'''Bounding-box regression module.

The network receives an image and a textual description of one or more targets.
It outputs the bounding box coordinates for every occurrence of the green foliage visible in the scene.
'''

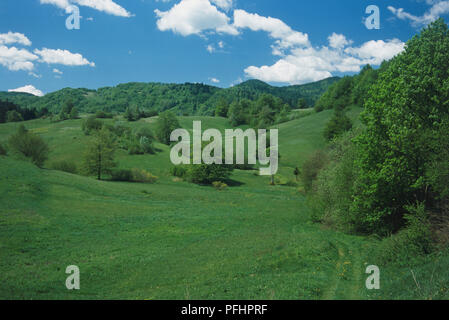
[95,110,113,119]
[297,98,308,109]
[83,127,117,180]
[111,169,133,182]
[170,165,187,178]
[0,78,338,117]
[7,125,49,167]
[50,160,78,174]
[70,107,79,119]
[186,164,233,185]
[0,99,39,123]
[214,98,229,117]
[156,111,180,145]
[130,168,158,183]
[82,116,103,135]
[212,181,228,191]
[375,203,433,266]
[6,110,24,122]
[314,76,354,112]
[0,143,6,156]
[301,149,328,193]
[323,110,353,141]
[351,19,449,234]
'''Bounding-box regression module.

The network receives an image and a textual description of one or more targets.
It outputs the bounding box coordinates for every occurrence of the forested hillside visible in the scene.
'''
[0,77,339,116]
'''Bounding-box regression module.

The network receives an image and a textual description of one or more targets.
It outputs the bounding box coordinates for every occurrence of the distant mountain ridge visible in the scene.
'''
[0,77,339,116]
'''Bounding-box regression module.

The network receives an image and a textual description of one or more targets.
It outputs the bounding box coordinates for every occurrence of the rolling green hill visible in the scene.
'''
[1,109,448,299]
[0,77,339,116]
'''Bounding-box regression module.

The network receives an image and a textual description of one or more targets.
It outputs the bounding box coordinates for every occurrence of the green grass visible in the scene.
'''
[1,111,448,300]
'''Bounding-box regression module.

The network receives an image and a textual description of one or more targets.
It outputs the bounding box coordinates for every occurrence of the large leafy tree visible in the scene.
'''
[351,19,449,234]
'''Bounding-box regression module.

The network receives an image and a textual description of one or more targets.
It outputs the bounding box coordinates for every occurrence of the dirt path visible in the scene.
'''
[322,236,365,300]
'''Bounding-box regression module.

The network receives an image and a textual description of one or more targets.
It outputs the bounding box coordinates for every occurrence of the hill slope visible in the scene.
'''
[0,78,339,116]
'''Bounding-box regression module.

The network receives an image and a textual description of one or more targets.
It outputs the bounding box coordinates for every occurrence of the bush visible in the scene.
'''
[323,111,352,141]
[50,160,78,174]
[375,203,434,266]
[95,110,113,119]
[171,166,187,178]
[82,116,103,135]
[301,149,329,193]
[156,111,180,145]
[212,181,228,191]
[131,169,158,183]
[111,169,133,182]
[0,143,6,156]
[8,125,49,167]
[186,164,233,185]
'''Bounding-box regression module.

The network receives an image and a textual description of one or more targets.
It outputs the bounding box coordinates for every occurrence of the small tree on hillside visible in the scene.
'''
[155,111,180,145]
[83,127,117,180]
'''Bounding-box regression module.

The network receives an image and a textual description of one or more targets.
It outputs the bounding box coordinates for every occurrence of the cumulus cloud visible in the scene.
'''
[40,0,132,17]
[388,0,449,26]
[8,85,44,97]
[0,46,38,71]
[344,39,406,65]
[209,77,220,83]
[328,33,352,49]
[34,48,95,67]
[210,0,233,11]
[155,0,238,36]
[245,38,405,85]
[0,32,32,46]
[233,9,310,54]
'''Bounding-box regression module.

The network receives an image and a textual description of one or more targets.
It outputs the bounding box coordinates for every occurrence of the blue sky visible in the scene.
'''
[0,0,448,96]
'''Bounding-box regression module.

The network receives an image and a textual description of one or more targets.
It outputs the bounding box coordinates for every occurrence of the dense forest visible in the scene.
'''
[0,77,338,117]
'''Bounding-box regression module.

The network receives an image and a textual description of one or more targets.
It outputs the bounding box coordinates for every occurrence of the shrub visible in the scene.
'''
[375,203,434,266]
[82,116,103,135]
[301,149,329,193]
[323,111,352,141]
[131,169,158,183]
[111,169,133,182]
[186,164,233,185]
[156,111,180,145]
[8,125,49,167]
[95,110,113,119]
[171,166,187,178]
[50,160,78,174]
[0,143,6,156]
[212,181,228,191]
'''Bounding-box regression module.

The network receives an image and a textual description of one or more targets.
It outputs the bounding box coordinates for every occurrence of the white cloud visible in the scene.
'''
[0,45,38,71]
[40,0,132,17]
[53,68,63,74]
[154,0,239,36]
[210,0,233,11]
[233,9,310,54]
[328,33,352,49]
[8,85,44,97]
[209,77,220,83]
[206,44,215,53]
[388,0,449,26]
[245,38,405,85]
[0,32,32,46]
[34,48,95,67]
[344,39,405,65]
[218,41,225,48]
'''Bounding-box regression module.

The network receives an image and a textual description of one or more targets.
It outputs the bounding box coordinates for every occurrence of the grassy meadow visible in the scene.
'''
[1,108,448,300]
